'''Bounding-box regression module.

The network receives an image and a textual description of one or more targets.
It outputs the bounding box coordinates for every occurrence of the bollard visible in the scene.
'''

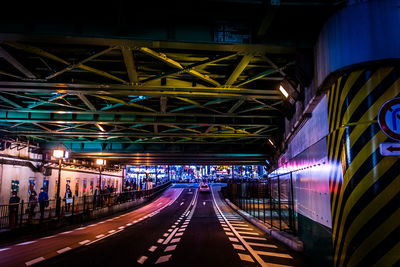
[48,207,52,219]
[61,206,65,218]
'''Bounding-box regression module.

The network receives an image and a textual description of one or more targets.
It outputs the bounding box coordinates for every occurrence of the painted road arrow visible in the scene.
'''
[380,143,400,156]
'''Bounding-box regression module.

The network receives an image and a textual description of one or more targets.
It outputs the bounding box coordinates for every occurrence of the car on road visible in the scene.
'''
[199,183,210,193]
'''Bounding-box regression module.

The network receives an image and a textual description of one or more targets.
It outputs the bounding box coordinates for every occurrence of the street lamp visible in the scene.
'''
[53,149,68,217]
[96,159,106,190]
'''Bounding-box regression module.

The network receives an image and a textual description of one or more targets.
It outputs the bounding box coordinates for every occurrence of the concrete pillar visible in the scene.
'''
[316,1,400,266]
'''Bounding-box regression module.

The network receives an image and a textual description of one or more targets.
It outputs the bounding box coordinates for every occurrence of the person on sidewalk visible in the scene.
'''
[28,190,38,223]
[38,188,49,222]
[8,191,20,229]
[64,187,72,212]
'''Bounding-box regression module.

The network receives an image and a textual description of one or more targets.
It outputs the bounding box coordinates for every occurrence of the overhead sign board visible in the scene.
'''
[379,143,400,156]
[378,97,400,141]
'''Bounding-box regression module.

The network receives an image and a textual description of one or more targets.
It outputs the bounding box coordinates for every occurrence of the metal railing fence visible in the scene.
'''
[0,181,171,230]
[225,173,296,234]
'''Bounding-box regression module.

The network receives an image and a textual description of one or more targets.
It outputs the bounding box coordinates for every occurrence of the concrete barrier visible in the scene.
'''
[224,198,304,252]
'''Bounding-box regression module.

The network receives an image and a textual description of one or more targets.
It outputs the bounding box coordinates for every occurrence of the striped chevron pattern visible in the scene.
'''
[326,66,400,267]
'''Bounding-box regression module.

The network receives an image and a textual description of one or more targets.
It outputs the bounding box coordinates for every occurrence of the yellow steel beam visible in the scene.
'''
[139,47,221,87]
[5,41,126,84]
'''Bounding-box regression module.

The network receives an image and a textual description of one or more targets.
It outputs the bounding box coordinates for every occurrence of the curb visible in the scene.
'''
[224,198,304,252]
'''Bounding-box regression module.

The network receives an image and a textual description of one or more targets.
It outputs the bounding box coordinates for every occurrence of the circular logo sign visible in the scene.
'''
[378,97,400,141]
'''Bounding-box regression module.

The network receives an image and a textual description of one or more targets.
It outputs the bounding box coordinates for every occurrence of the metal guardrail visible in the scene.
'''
[0,181,171,230]
[224,174,296,234]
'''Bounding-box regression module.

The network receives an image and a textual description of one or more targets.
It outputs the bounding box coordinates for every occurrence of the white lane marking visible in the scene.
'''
[137,256,148,264]
[148,245,157,252]
[41,235,56,239]
[223,227,231,231]
[119,226,125,230]
[157,238,164,243]
[57,247,71,254]
[96,234,105,238]
[178,228,185,232]
[79,240,90,245]
[226,232,234,236]
[0,248,10,252]
[77,227,87,230]
[126,223,132,226]
[237,231,259,236]
[98,221,105,224]
[255,250,293,259]
[108,230,116,234]
[211,186,266,267]
[156,254,172,264]
[174,222,178,225]
[163,228,179,244]
[163,233,169,237]
[238,253,255,262]
[233,244,245,250]
[172,225,176,228]
[247,242,277,248]
[175,232,183,237]
[61,231,72,234]
[241,236,268,241]
[86,230,122,246]
[87,224,96,227]
[168,229,173,232]
[25,257,45,266]
[229,237,239,242]
[203,201,206,206]
[16,241,37,246]
[171,238,181,243]
[234,227,253,231]
[106,219,113,221]
[164,245,177,252]
[157,202,163,206]
[180,202,184,206]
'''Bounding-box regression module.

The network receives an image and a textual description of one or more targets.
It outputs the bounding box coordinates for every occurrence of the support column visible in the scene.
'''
[326,66,400,267]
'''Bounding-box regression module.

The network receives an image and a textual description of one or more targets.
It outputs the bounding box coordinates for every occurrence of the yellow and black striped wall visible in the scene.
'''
[326,65,400,267]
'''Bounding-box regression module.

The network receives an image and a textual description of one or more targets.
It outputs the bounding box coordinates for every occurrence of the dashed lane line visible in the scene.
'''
[164,245,177,252]
[96,234,105,239]
[25,257,45,266]
[155,254,172,264]
[211,187,266,267]
[0,248,10,252]
[241,236,268,241]
[238,253,255,263]
[237,231,260,236]
[255,251,293,259]
[233,244,246,251]
[149,246,158,252]
[137,256,148,264]
[247,242,277,248]
[163,228,179,244]
[79,240,90,245]
[16,241,37,246]
[57,247,71,254]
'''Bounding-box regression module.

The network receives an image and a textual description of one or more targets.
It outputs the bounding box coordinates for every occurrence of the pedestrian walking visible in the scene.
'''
[38,188,49,222]
[8,191,20,228]
[28,190,37,222]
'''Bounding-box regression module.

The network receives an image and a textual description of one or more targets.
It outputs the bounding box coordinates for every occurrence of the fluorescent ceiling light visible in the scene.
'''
[279,85,289,98]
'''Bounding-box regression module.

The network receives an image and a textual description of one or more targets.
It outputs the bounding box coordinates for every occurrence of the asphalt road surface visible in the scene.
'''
[0,184,308,266]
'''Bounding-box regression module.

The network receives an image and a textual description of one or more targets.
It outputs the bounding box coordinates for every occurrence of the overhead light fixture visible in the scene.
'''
[268,138,276,148]
[96,123,105,132]
[279,85,289,98]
